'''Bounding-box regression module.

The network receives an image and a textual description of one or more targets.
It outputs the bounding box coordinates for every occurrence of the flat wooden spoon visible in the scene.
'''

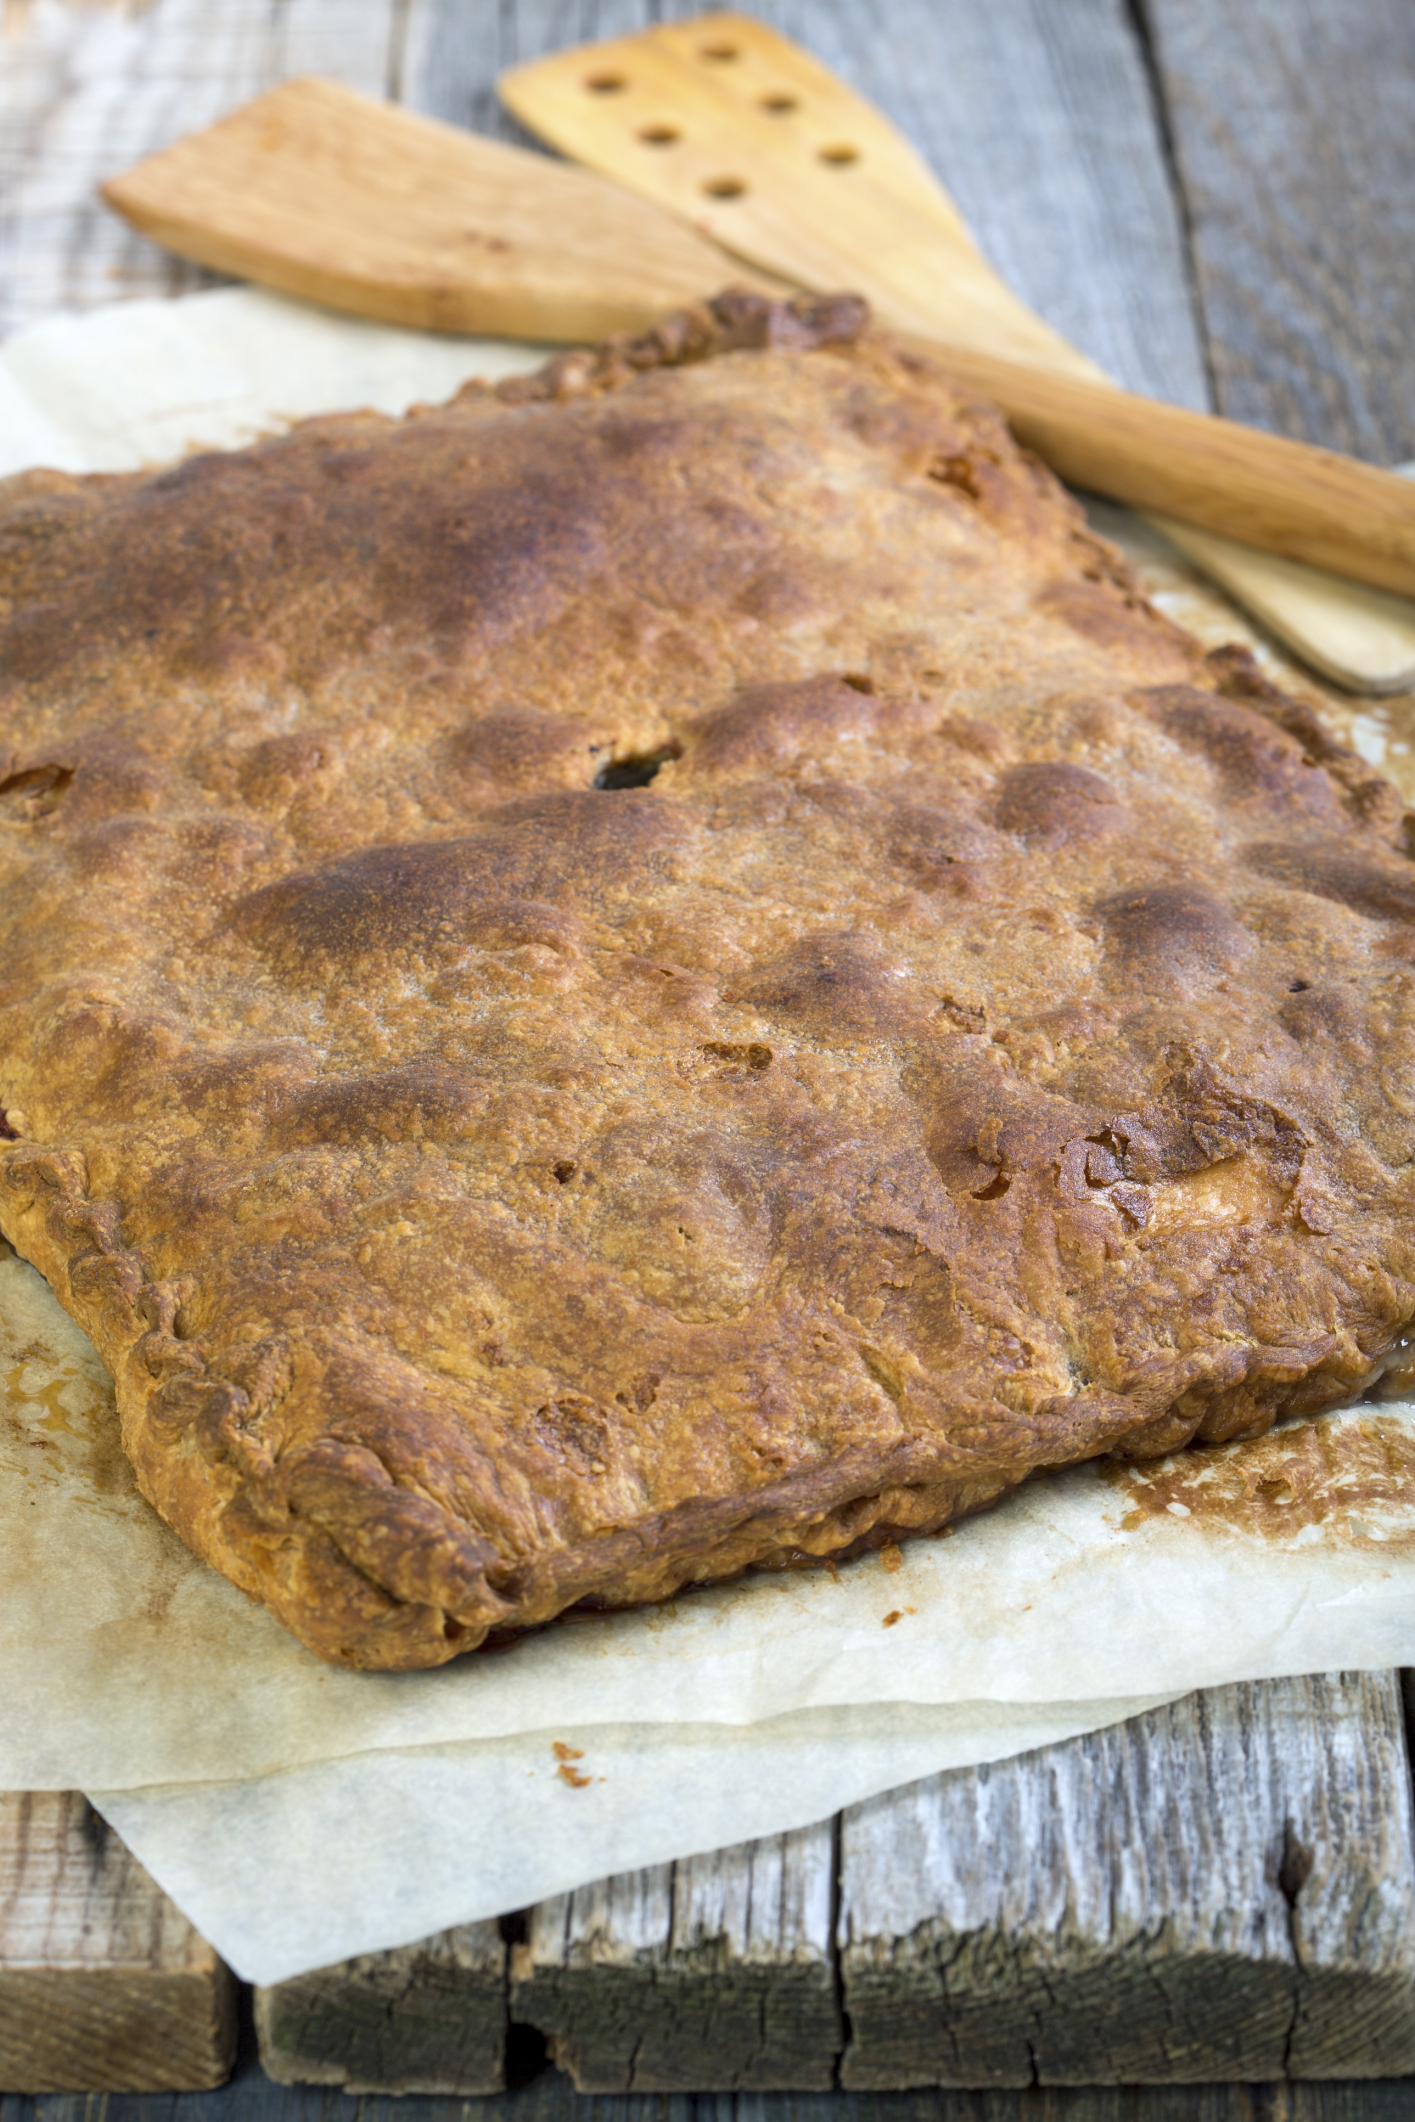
[500,10,1415,694]
[101,75,784,343]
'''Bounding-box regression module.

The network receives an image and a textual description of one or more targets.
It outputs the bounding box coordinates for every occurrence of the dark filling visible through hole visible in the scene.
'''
[0,1112,17,1142]
[553,1160,577,1184]
[0,763,74,812]
[1288,979,1311,992]
[842,671,875,694]
[702,1041,773,1071]
[594,744,680,790]
[973,1171,1011,1201]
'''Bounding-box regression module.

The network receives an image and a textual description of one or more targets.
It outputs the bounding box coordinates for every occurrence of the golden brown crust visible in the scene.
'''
[3,290,1415,1668]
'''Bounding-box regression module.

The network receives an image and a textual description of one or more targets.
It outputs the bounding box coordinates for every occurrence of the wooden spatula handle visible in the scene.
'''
[902,336,1415,602]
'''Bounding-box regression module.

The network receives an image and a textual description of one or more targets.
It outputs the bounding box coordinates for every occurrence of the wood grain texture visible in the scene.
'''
[8,2053,1415,2119]
[499,13,1104,367]
[406,0,1209,408]
[0,0,404,339]
[253,1921,506,2093]
[773,0,1208,410]
[839,1674,1415,2089]
[510,1824,840,2091]
[103,74,776,337]
[1139,0,1415,463]
[0,1791,235,2094]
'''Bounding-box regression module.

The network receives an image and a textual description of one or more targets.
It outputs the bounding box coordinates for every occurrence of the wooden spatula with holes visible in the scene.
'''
[101,60,1415,689]
[499,11,1415,695]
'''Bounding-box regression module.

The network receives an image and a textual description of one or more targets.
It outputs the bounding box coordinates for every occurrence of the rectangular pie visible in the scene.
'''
[2,290,1413,1668]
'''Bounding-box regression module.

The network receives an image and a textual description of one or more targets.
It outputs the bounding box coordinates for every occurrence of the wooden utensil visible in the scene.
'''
[500,10,1415,693]
[101,75,783,343]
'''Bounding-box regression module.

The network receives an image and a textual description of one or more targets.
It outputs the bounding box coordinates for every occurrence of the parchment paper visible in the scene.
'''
[4,287,1415,1984]
[94,1697,1182,1985]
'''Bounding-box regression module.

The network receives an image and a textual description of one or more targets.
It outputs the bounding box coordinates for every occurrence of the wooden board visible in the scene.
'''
[838,1673,1415,2089]
[0,1792,235,2094]
[30,1673,1403,2098]
[498,1673,1415,2094]
[254,1922,506,2094]
[204,2075,1415,2119]
[1140,0,1415,466]
[509,1823,839,2091]
[0,0,405,339]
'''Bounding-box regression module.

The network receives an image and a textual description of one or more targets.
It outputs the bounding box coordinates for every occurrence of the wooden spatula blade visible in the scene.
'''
[499,12,1096,376]
[103,76,780,342]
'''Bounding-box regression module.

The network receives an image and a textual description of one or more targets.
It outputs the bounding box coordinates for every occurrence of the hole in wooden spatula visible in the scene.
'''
[760,93,798,112]
[819,143,860,165]
[700,41,740,60]
[703,176,747,198]
[586,71,627,92]
[639,123,681,145]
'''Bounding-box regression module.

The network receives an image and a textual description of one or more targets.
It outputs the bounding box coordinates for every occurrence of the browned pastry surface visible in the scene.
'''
[3,291,1414,1669]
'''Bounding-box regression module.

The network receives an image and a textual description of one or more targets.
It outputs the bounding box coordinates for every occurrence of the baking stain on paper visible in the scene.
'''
[0,1260,138,1509]
[1105,1408,1415,1543]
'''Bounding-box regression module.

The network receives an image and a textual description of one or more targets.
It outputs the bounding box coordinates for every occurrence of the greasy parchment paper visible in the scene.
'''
[4,288,1415,1983]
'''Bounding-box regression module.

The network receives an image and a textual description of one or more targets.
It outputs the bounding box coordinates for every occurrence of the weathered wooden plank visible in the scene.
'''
[10,2059,1415,2121]
[0,0,257,336]
[506,1676,1415,2099]
[838,1673,1415,2089]
[510,1822,840,2092]
[0,1791,235,2094]
[253,1920,506,2094]
[0,0,403,341]
[8,2059,1415,2120]
[1139,0,1415,463]
[776,0,1209,408]
[275,0,402,96]
[401,0,1208,408]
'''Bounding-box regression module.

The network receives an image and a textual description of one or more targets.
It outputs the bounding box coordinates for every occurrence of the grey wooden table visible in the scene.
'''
[3,0,1415,2115]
